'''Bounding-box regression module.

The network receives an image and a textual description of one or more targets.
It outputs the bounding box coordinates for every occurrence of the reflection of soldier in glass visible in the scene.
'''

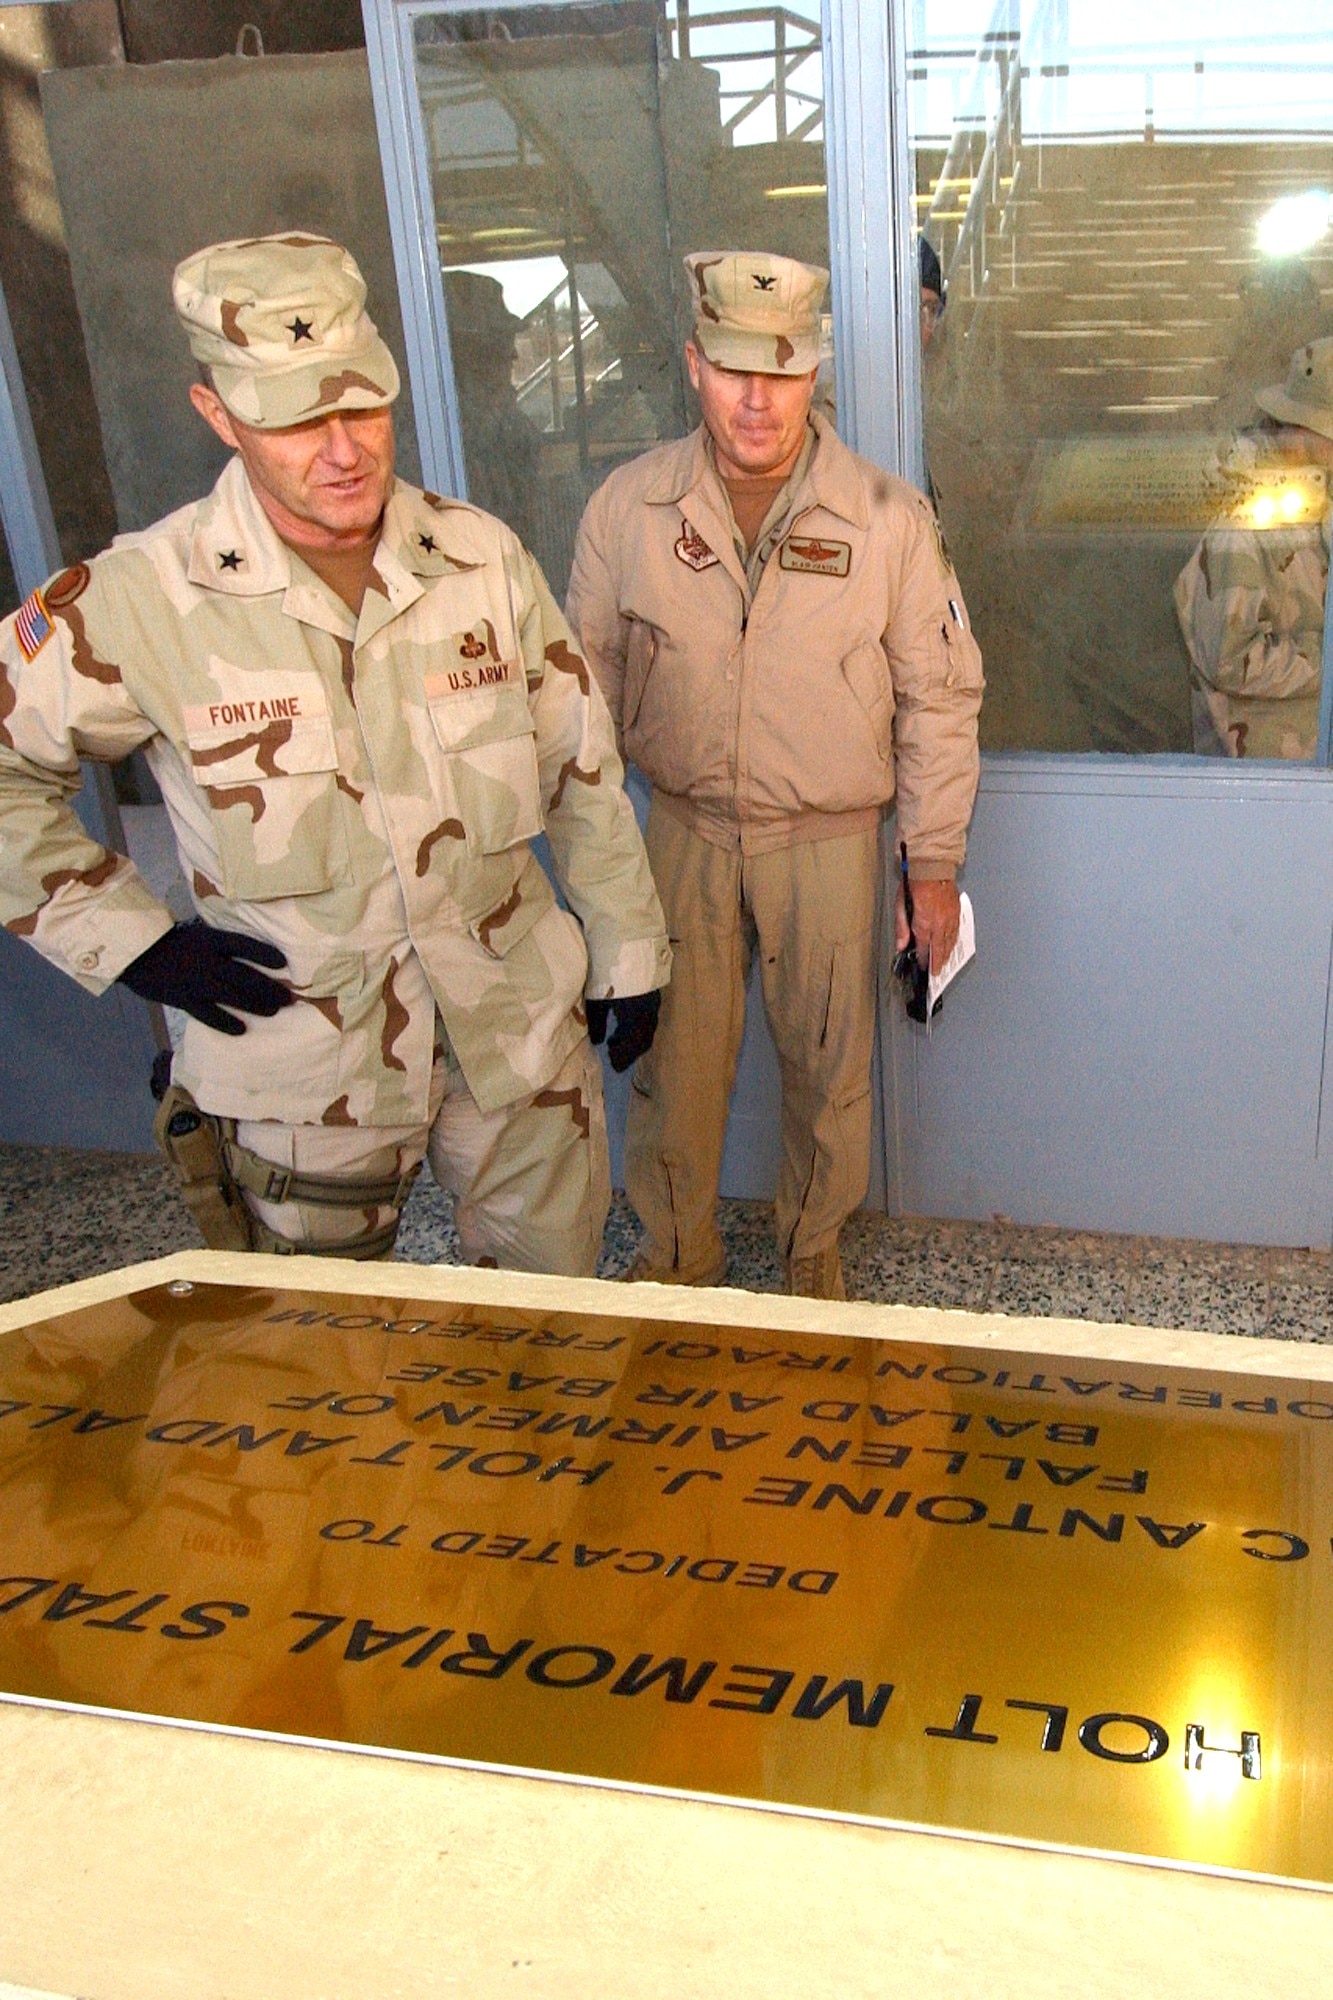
[445,269,542,550]
[1175,338,1333,760]
[1212,262,1325,438]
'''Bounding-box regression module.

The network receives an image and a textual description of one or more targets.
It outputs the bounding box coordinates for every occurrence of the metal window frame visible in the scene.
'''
[1321,564,1333,765]
[821,0,922,486]
[362,0,476,497]
[0,259,127,854]
[0,278,61,598]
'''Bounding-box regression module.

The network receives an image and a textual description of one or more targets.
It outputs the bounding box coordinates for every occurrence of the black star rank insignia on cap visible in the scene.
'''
[218,549,244,571]
[286,316,315,343]
[417,533,439,555]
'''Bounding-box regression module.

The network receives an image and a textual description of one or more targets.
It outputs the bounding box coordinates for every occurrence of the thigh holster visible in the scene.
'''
[152,1082,254,1251]
[152,1066,420,1259]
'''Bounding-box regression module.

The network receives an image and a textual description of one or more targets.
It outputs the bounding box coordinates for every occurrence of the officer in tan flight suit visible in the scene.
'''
[0,233,669,1273]
[567,251,982,1299]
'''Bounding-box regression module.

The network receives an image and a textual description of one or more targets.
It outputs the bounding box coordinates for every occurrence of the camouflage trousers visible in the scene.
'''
[626,800,880,1280]
[236,1028,609,1276]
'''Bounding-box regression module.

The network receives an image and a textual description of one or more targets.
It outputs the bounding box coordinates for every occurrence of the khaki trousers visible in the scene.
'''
[236,1033,609,1277]
[626,802,880,1278]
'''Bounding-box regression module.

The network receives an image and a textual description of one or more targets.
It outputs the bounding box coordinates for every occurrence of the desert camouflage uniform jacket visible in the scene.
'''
[1174,468,1330,760]
[0,457,670,1125]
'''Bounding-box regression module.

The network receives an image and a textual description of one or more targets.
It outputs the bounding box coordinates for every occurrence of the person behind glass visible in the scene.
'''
[0,231,669,1271]
[917,233,951,523]
[1175,336,1333,761]
[919,234,946,352]
[811,234,945,432]
[567,250,983,1299]
[443,269,542,554]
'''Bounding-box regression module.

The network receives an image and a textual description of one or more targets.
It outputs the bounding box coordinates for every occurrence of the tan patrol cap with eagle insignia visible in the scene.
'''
[684,249,828,375]
[172,231,400,431]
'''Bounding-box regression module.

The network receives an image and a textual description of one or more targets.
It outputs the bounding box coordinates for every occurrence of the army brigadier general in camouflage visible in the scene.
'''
[0,233,669,1271]
[1176,336,1333,760]
[568,251,982,1299]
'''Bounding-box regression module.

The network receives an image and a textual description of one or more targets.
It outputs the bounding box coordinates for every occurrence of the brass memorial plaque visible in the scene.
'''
[1,1280,1331,1886]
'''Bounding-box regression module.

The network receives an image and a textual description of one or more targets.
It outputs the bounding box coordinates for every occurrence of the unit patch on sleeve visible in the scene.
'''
[43,563,91,611]
[14,588,52,662]
[674,519,720,572]
[779,535,852,577]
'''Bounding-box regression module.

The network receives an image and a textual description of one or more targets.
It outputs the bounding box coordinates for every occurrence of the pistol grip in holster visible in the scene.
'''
[152,1080,255,1251]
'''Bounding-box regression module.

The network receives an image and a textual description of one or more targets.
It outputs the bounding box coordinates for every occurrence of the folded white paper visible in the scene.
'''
[926,891,976,1030]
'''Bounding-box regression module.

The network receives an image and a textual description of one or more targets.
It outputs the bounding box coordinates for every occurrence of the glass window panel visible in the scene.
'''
[909,1,1333,759]
[0,2,124,569]
[412,0,830,595]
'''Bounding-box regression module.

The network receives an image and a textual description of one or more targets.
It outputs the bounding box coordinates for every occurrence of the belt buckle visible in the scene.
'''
[261,1163,295,1204]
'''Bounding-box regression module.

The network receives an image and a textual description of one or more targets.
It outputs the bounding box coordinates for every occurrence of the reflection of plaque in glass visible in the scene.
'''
[2,1276,1331,1889]
[1017,436,1329,537]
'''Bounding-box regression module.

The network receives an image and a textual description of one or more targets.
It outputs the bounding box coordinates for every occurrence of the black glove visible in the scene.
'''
[585,989,662,1073]
[118,920,292,1037]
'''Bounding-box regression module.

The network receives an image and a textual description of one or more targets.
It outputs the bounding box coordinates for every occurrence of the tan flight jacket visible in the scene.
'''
[567,413,983,878]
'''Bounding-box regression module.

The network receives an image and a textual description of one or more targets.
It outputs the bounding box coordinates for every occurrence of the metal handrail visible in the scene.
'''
[942,13,1028,302]
[913,23,1333,149]
[515,304,600,410]
[916,0,1020,230]
[670,2,822,139]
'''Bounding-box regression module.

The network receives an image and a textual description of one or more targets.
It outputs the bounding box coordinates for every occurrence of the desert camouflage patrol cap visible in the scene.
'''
[1255,335,1333,443]
[684,249,828,375]
[173,231,400,431]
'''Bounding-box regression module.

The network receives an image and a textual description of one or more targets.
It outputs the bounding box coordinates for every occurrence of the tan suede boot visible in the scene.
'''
[785,1245,847,1300]
[622,1249,728,1287]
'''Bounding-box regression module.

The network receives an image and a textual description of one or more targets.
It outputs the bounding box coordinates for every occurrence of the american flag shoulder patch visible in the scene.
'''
[15,587,53,662]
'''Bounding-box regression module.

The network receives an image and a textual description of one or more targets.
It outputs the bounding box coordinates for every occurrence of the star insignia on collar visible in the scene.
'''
[218,549,244,571]
[417,532,439,556]
[286,316,315,344]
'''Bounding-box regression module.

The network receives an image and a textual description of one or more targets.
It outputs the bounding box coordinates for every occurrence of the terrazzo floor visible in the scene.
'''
[2,1139,1330,1341]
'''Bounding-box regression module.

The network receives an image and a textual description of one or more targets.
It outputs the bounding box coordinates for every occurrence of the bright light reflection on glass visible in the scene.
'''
[1257,190,1333,257]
